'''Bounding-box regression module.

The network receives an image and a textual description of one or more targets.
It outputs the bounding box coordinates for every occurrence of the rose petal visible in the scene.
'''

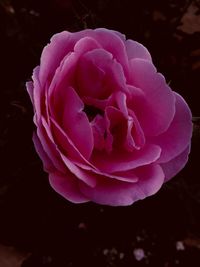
[150,93,193,163]
[61,87,94,159]
[50,116,97,169]
[77,48,128,99]
[114,92,145,150]
[50,78,94,160]
[129,59,176,136]
[161,145,190,182]
[83,96,109,111]
[39,30,93,87]
[110,30,126,41]
[48,52,78,103]
[59,153,96,187]
[74,36,101,54]
[125,39,152,61]
[108,169,139,183]
[93,28,129,76]
[105,106,125,150]
[111,30,152,62]
[79,164,164,206]
[49,172,89,203]
[114,91,129,117]
[91,144,161,173]
[127,110,146,150]
[73,160,139,183]
[32,132,55,172]
[32,66,43,123]
[40,116,96,187]
[49,37,101,102]
[77,51,106,98]
[36,119,66,173]
[91,115,106,151]
[26,81,34,104]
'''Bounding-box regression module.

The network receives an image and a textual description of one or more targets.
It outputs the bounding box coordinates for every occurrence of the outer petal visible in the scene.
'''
[79,164,164,206]
[111,30,152,62]
[49,172,89,203]
[32,66,43,122]
[32,132,55,172]
[126,39,152,61]
[129,59,175,136]
[150,93,193,163]
[26,81,34,104]
[37,118,66,173]
[161,145,191,182]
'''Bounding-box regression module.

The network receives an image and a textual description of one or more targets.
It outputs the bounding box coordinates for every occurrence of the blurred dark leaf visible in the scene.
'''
[178,2,200,34]
[0,244,30,267]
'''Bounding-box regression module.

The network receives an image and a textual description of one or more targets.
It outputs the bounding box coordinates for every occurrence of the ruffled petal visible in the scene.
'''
[79,164,164,206]
[129,59,175,136]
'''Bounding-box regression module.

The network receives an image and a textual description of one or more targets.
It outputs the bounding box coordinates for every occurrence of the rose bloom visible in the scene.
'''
[27,28,192,206]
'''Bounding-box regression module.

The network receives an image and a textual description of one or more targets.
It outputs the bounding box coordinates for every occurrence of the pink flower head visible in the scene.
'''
[27,28,192,206]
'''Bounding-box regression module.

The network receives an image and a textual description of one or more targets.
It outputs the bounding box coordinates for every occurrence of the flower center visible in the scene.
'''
[83,104,104,121]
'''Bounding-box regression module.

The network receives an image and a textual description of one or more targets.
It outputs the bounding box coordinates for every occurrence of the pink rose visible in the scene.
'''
[27,28,192,206]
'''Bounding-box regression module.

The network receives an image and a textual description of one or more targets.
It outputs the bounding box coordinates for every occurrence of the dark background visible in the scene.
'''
[0,0,200,266]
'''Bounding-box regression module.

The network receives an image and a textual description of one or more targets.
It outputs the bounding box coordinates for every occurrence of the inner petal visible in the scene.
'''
[90,144,161,173]
[90,115,107,151]
[76,48,128,99]
[83,104,104,122]
[114,91,146,150]
[51,86,94,160]
[105,106,145,152]
[105,106,126,150]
